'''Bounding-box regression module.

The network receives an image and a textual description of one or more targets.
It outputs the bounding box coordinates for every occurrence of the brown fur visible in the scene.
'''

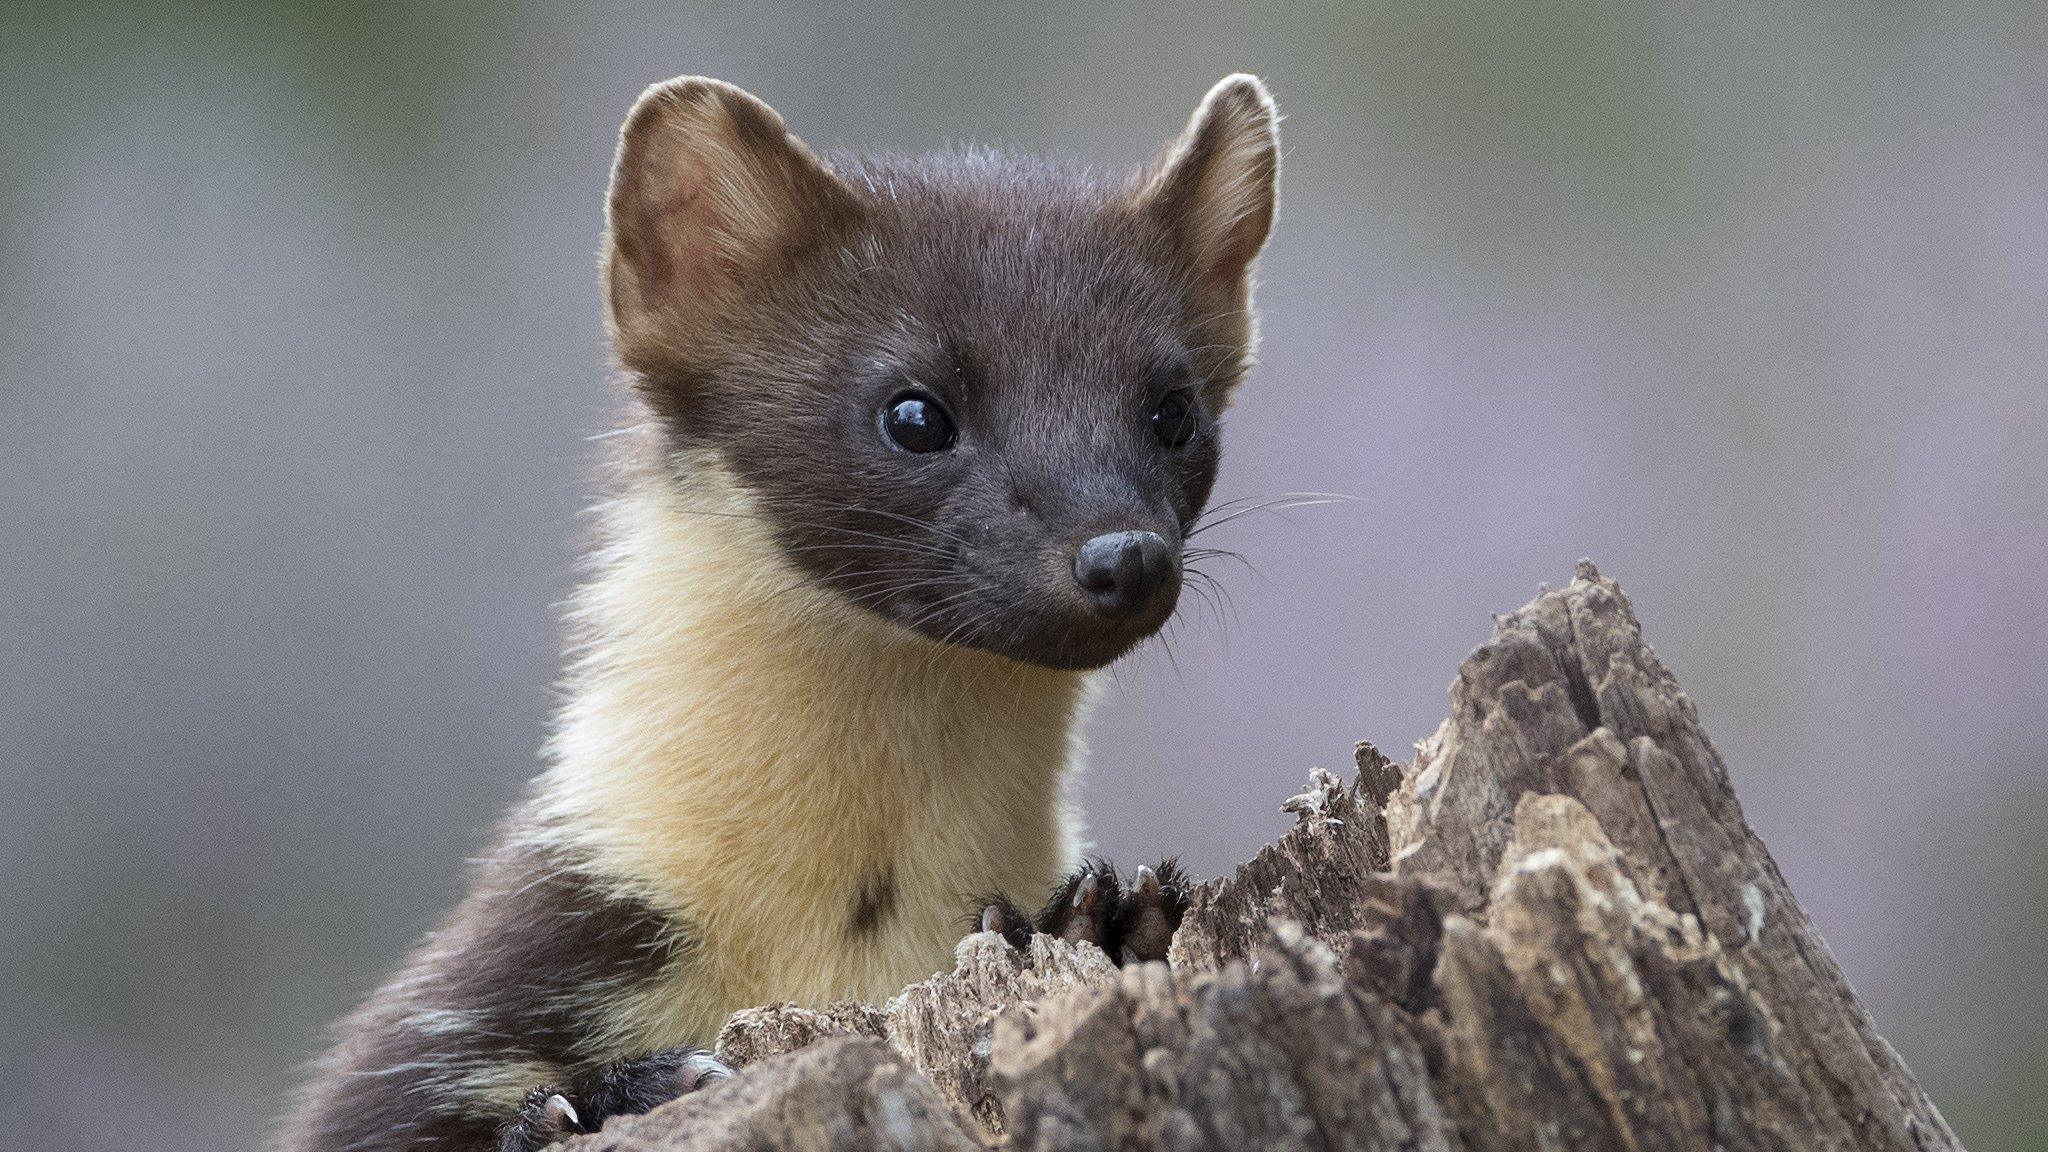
[283,836,688,1149]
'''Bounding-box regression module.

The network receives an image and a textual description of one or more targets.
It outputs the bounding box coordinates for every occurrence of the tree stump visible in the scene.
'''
[566,562,1962,1151]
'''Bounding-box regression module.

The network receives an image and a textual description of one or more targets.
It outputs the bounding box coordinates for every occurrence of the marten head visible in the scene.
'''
[602,75,1279,671]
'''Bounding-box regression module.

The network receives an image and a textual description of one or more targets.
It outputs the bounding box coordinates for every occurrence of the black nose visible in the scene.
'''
[1072,531,1174,618]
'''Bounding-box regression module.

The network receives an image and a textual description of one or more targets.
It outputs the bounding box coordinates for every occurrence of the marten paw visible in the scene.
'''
[500,1088,584,1151]
[498,1049,730,1150]
[1114,859,1192,963]
[978,858,1191,965]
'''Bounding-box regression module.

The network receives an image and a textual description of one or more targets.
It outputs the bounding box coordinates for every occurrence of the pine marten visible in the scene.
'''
[280,71,1280,1151]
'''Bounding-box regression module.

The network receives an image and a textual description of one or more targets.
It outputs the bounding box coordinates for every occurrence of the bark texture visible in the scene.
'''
[566,563,1962,1152]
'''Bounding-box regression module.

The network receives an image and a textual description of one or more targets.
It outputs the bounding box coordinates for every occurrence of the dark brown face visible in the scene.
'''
[603,75,1279,670]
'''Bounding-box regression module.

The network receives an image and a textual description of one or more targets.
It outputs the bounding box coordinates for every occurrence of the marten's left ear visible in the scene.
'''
[1139,74,1280,296]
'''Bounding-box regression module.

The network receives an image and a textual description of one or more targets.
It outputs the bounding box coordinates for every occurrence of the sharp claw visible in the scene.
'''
[1073,871,1100,910]
[1134,864,1160,898]
[544,1094,581,1130]
[682,1051,734,1085]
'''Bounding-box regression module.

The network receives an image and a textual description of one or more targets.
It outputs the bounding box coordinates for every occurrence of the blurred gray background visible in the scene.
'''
[3,1,2044,1148]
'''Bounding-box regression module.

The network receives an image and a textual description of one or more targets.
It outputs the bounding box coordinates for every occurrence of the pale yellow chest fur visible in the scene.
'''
[532,454,1091,1054]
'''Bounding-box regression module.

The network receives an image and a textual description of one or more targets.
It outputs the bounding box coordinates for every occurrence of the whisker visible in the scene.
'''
[665,505,961,561]
[1179,570,1225,626]
[1182,567,1241,636]
[780,540,956,562]
[767,567,954,602]
[585,422,656,442]
[827,504,977,550]
[913,586,984,622]
[1182,546,1258,578]
[828,576,959,604]
[1188,494,1359,538]
[1194,490,1365,519]
[786,525,956,560]
[665,505,776,524]
[1152,619,1192,701]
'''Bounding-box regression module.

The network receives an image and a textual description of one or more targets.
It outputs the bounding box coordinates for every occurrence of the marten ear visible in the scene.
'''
[604,77,859,361]
[1138,74,1280,297]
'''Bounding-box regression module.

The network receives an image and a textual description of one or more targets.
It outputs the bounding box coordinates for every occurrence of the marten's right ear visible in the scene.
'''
[604,77,859,362]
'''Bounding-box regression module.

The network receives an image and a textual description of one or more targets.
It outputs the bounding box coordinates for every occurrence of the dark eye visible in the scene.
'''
[1150,389,1200,448]
[881,391,957,453]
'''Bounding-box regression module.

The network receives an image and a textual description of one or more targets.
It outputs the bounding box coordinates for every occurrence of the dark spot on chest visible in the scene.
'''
[848,865,898,938]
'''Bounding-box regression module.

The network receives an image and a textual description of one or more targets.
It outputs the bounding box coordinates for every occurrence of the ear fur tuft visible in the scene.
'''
[603,76,857,361]
[1140,73,1281,290]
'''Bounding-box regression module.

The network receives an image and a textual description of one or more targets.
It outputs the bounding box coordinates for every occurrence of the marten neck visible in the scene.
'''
[531,445,1090,995]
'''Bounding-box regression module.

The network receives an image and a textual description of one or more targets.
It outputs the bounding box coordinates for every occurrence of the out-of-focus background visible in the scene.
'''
[4,0,2043,1148]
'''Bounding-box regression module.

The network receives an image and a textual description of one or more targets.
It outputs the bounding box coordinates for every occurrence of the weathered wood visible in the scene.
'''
[994,921,1455,1151]
[564,1036,985,1151]
[714,931,1116,1133]
[565,563,1962,1152]
[1386,561,1958,1151]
